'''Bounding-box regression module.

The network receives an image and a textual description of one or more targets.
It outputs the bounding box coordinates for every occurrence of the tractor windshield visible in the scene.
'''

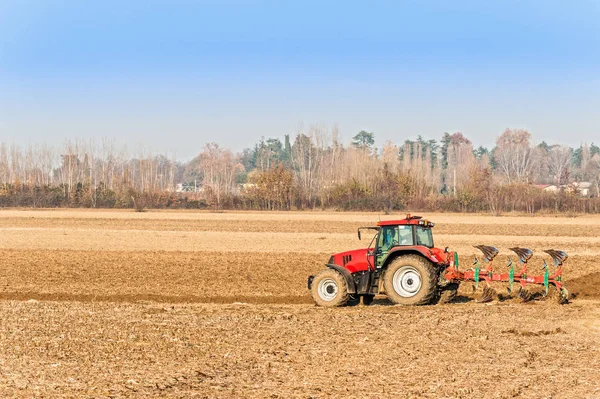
[377,225,414,250]
[416,226,434,248]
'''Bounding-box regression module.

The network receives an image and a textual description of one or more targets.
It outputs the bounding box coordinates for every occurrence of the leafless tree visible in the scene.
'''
[198,142,244,209]
[493,128,537,183]
[291,129,318,207]
[547,145,572,185]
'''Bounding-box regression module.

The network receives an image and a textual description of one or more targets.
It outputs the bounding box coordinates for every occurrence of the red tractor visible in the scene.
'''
[308,215,569,306]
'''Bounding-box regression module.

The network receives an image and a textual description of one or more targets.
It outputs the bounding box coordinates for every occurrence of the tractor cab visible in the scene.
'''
[374,216,438,267]
[357,215,444,270]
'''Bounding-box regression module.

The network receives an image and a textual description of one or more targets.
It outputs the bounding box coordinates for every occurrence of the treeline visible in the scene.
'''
[1,128,600,214]
[0,139,183,209]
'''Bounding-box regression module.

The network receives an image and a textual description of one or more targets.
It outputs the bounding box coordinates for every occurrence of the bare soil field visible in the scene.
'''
[0,209,599,398]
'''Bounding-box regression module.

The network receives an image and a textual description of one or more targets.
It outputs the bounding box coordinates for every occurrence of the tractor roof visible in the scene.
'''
[377,215,435,227]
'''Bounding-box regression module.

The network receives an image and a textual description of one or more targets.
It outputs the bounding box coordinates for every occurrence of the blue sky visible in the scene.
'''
[0,0,598,160]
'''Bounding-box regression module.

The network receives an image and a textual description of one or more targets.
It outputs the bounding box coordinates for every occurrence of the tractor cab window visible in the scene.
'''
[416,226,434,248]
[377,226,394,250]
[397,225,413,245]
[378,225,414,250]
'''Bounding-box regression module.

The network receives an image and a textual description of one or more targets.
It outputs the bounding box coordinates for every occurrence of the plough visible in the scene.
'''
[444,245,569,304]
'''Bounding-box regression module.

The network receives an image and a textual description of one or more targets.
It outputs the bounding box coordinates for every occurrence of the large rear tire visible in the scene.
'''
[310,269,350,307]
[383,255,438,306]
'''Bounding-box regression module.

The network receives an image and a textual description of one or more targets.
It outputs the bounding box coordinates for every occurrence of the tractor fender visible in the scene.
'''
[382,247,441,269]
[326,263,357,294]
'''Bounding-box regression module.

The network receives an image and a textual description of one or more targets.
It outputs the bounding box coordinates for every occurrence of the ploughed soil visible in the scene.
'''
[0,209,599,398]
[568,272,600,299]
[1,300,599,399]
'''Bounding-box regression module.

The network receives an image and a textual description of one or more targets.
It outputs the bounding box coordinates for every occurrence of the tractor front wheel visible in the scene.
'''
[383,255,438,306]
[310,269,350,307]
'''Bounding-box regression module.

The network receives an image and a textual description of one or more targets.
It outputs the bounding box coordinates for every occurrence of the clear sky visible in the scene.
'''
[0,0,598,160]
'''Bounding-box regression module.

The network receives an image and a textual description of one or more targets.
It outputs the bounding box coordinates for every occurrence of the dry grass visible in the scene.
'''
[1,209,599,398]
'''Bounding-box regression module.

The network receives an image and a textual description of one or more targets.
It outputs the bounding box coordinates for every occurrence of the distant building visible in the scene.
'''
[176,183,201,193]
[573,182,592,197]
[534,182,594,197]
[535,184,558,192]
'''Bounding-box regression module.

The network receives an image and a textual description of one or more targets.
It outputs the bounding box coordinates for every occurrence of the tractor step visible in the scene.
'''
[370,273,381,295]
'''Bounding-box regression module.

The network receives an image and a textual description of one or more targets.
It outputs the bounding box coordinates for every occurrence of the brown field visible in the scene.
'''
[0,209,599,398]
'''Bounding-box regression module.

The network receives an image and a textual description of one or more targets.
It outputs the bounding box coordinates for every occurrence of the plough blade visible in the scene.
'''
[477,286,497,303]
[509,247,533,264]
[544,249,568,266]
[472,245,499,302]
[518,287,532,302]
[557,287,569,304]
[473,245,499,262]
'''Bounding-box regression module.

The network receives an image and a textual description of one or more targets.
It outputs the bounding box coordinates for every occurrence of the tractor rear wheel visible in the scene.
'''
[383,255,438,306]
[310,269,350,307]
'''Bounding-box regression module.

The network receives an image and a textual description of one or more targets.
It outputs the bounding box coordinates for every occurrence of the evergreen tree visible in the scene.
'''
[352,131,375,151]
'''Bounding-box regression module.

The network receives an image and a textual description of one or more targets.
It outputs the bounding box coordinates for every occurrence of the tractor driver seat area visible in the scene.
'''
[380,227,397,250]
[379,225,414,251]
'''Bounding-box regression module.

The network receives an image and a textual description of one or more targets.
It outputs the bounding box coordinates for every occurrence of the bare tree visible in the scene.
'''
[291,130,318,207]
[445,133,475,194]
[547,145,572,185]
[381,141,400,172]
[0,143,9,185]
[493,128,537,183]
[198,143,244,209]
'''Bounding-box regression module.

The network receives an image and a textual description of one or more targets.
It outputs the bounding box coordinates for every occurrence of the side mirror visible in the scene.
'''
[444,247,449,253]
[357,230,361,240]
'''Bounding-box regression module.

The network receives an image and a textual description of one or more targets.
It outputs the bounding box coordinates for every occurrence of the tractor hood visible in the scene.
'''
[329,248,372,273]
